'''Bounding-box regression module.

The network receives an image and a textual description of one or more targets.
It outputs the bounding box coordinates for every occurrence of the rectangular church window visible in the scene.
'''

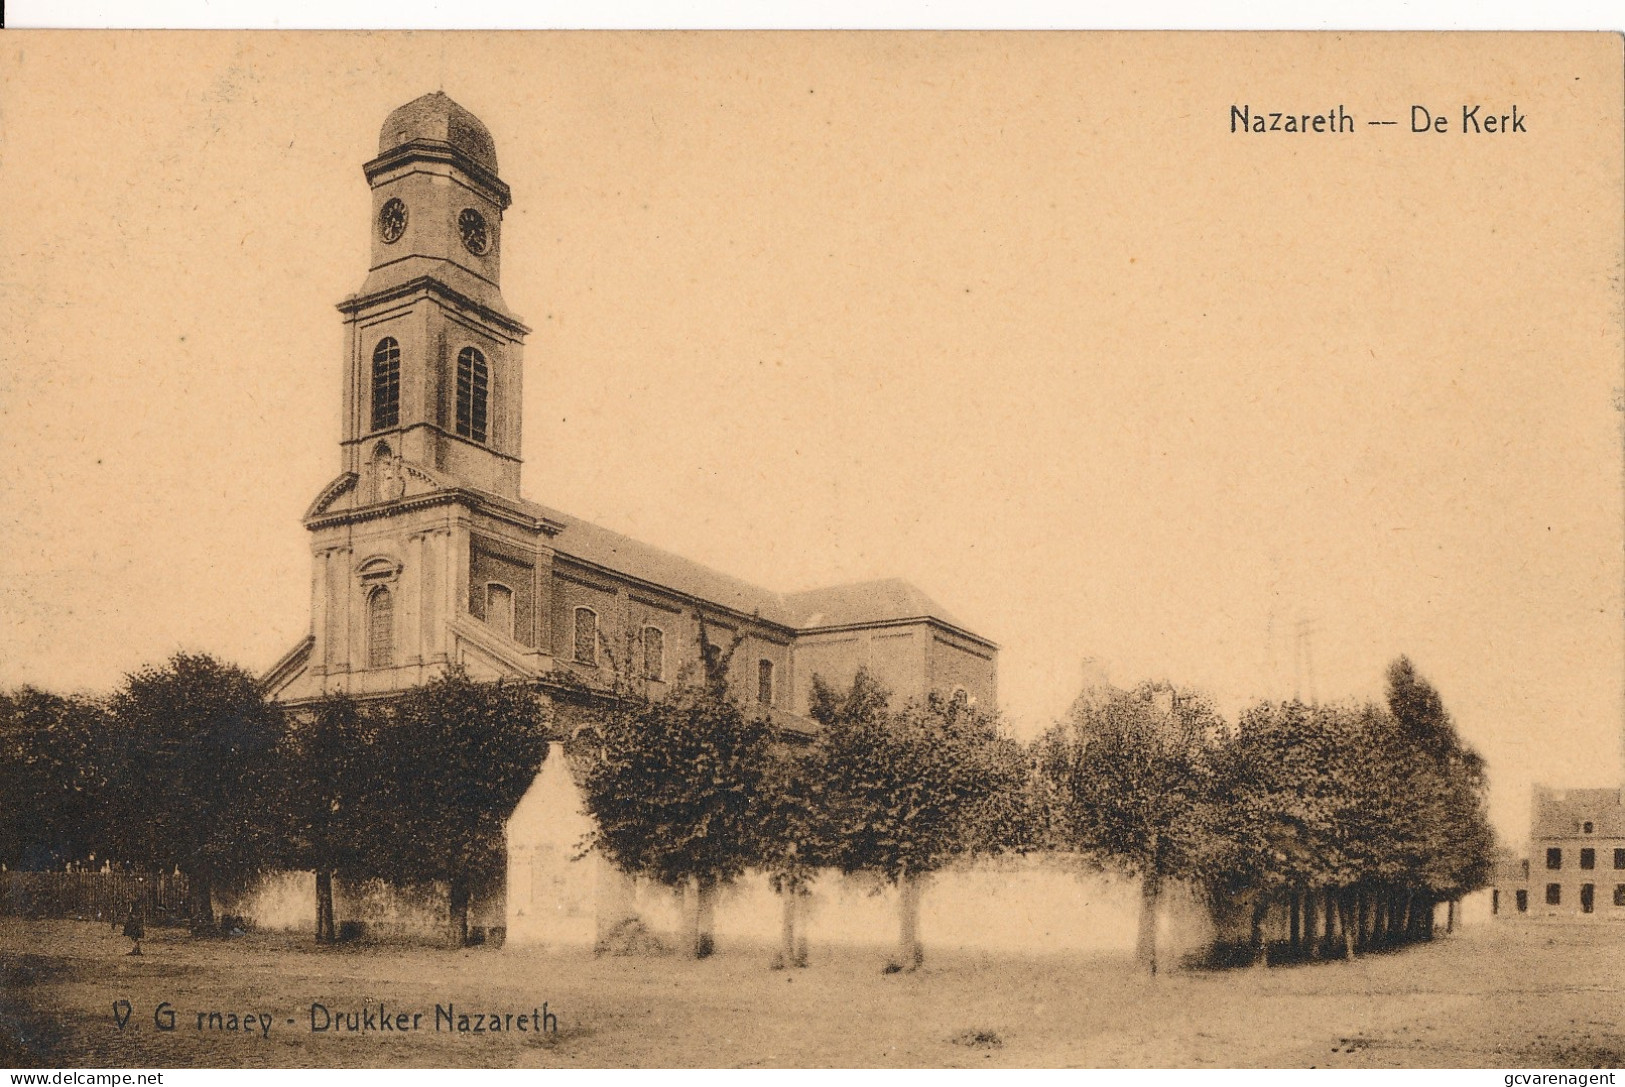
[486,583,514,638]
[573,607,597,666]
[757,658,774,706]
[643,626,664,681]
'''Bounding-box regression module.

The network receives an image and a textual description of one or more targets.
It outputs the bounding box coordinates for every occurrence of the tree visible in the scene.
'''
[1384,657,1494,924]
[813,670,1026,971]
[0,687,106,870]
[1208,699,1383,962]
[102,653,286,930]
[1207,660,1495,965]
[1035,681,1226,975]
[579,681,774,957]
[368,669,551,946]
[749,735,826,968]
[268,694,384,943]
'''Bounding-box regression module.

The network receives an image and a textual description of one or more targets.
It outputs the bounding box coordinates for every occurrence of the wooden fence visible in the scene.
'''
[1,870,190,926]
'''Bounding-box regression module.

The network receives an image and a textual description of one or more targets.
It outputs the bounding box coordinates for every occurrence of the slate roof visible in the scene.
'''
[1531,787,1625,839]
[507,494,980,640]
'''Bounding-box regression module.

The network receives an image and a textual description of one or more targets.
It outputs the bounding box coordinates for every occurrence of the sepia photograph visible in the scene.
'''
[0,29,1622,1070]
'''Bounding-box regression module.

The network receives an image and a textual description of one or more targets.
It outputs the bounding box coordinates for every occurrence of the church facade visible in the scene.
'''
[260,93,998,943]
[264,90,997,727]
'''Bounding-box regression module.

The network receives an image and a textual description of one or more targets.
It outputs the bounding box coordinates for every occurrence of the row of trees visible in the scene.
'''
[0,654,548,943]
[2,647,1493,973]
[580,668,1028,968]
[579,655,1493,972]
[1034,659,1494,972]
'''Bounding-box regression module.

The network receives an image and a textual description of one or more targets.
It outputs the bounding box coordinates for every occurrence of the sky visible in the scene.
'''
[0,32,1620,844]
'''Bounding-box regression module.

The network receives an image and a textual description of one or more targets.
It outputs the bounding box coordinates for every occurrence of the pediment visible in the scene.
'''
[304,473,358,520]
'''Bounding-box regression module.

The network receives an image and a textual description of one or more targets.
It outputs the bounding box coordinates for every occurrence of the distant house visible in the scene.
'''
[1492,786,1625,920]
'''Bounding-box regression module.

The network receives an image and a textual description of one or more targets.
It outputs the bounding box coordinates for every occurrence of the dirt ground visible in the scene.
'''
[2,917,1621,1068]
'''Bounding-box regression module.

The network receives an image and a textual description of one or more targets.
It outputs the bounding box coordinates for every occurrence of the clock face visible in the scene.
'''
[378,198,407,244]
[458,208,490,255]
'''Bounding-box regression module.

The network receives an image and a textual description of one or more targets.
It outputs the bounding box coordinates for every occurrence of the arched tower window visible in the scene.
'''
[371,337,400,431]
[573,607,598,666]
[456,346,489,444]
[367,586,395,668]
[486,583,514,638]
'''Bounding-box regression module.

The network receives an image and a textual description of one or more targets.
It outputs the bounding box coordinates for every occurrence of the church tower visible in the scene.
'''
[271,92,550,702]
[339,92,528,498]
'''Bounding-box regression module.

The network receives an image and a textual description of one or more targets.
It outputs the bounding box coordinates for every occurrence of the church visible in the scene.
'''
[261,91,998,941]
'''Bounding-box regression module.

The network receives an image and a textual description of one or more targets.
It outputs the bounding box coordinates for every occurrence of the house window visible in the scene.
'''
[757,659,774,706]
[1515,889,1528,913]
[371,337,400,430]
[1614,848,1625,870]
[573,607,597,665]
[1581,884,1595,913]
[1583,821,1594,833]
[486,583,514,638]
[642,626,664,681]
[1547,848,1563,870]
[1615,885,1625,907]
[1545,883,1561,906]
[1581,848,1596,870]
[455,347,489,443]
[367,586,394,668]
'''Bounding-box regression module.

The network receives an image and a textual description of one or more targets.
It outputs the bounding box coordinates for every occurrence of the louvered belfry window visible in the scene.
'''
[456,346,489,443]
[371,337,400,430]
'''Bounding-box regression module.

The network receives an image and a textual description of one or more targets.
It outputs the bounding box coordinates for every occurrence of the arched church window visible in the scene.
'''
[757,658,774,706]
[486,583,514,638]
[367,586,395,668]
[371,337,400,431]
[643,626,665,681]
[456,346,489,444]
[573,607,598,666]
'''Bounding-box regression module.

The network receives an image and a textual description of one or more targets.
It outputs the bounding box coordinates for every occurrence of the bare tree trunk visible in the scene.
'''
[449,877,470,947]
[1340,891,1357,960]
[686,877,717,959]
[1135,872,1162,975]
[775,887,797,969]
[1446,897,1456,934]
[1288,890,1301,953]
[1304,890,1319,959]
[1251,895,1270,968]
[189,870,215,933]
[681,880,700,956]
[893,872,924,971]
[315,870,335,943]
[794,894,809,968]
